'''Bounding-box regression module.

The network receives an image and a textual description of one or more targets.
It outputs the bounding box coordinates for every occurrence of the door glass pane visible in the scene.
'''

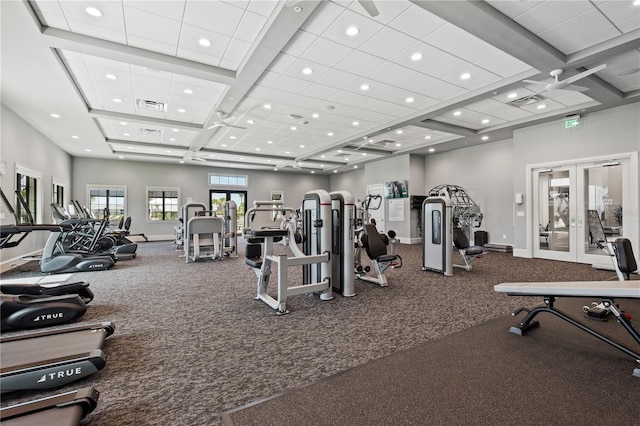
[230,192,246,232]
[538,170,570,252]
[210,192,227,216]
[584,165,623,255]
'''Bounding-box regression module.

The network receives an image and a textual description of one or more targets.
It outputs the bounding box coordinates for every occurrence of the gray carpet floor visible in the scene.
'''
[1,240,638,425]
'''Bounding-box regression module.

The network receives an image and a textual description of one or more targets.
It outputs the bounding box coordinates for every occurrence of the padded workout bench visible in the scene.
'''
[494,281,640,377]
[245,228,332,314]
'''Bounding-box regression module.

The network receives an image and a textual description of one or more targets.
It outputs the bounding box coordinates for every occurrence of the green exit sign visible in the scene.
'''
[564,115,581,129]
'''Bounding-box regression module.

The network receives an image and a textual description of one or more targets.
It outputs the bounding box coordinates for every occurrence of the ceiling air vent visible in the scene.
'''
[136,99,166,112]
[138,128,162,137]
[508,94,545,108]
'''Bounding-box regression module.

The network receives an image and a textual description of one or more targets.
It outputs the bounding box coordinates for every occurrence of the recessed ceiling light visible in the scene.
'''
[536,104,547,110]
[120,122,127,125]
[198,38,212,47]
[395,143,401,147]
[128,146,133,149]
[183,89,193,94]
[481,119,490,124]
[396,129,403,134]
[481,136,489,141]
[321,155,325,158]
[346,26,359,36]
[428,148,435,153]
[72,135,79,139]
[267,140,273,144]
[460,72,471,80]
[221,144,228,147]
[311,171,315,174]
[118,156,124,159]
[327,132,334,136]
[302,67,313,75]
[264,104,271,109]
[634,0,640,6]
[177,108,186,113]
[256,148,260,151]
[230,136,236,139]
[453,111,462,116]
[333,170,338,173]
[112,98,122,103]
[172,128,179,132]
[424,135,431,140]
[352,121,359,126]
[362,153,367,156]
[353,165,358,169]
[337,150,343,153]
[411,52,423,61]
[105,73,116,80]
[285,151,290,154]
[166,150,171,153]
[360,84,369,91]
[85,149,92,152]
[290,126,297,131]
[85,7,102,17]
[247,119,255,124]
[123,133,130,137]
[50,113,61,118]
[299,144,305,148]
[507,92,518,99]
[312,113,319,118]
[169,138,175,142]
[405,97,414,103]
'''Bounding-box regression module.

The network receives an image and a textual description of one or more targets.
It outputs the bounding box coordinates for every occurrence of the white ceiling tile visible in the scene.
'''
[316,68,360,89]
[34,9,70,31]
[474,51,533,78]
[390,41,445,70]
[514,1,594,35]
[130,65,173,81]
[57,1,126,34]
[270,75,313,95]
[284,59,331,83]
[353,0,411,25]
[132,74,172,94]
[122,0,186,21]
[65,20,128,44]
[282,30,318,57]
[254,71,281,88]
[537,9,617,54]
[334,50,385,75]
[391,70,437,92]
[422,23,475,53]
[123,6,182,48]
[543,90,596,107]
[365,60,412,83]
[415,79,466,101]
[321,9,384,49]
[300,1,347,36]
[358,27,417,60]
[552,26,621,56]
[183,1,244,37]
[268,53,298,73]
[388,4,446,40]
[301,37,354,67]
[596,0,640,29]
[451,38,500,65]
[519,99,566,115]
[127,35,177,56]
[301,83,341,100]
[234,10,267,43]
[485,1,541,19]
[247,0,279,17]
[178,24,231,61]
[223,38,252,64]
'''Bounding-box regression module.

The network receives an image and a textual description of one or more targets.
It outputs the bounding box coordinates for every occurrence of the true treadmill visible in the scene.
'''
[1,322,115,393]
[1,387,99,426]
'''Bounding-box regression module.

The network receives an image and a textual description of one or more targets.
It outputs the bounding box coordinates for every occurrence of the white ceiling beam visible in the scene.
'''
[40,26,236,85]
[90,109,203,131]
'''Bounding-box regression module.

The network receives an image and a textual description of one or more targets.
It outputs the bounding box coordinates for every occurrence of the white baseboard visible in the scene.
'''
[512,248,530,258]
[131,234,174,242]
[399,237,422,245]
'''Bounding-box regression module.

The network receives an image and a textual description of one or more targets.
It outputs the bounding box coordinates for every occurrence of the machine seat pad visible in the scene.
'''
[245,259,263,269]
[464,246,486,256]
[376,254,398,263]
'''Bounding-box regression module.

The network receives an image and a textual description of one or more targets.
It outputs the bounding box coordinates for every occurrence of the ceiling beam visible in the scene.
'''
[90,109,203,131]
[189,1,323,153]
[39,27,236,85]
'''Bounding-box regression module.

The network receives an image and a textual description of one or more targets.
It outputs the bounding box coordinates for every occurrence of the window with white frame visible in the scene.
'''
[208,173,248,187]
[87,185,126,221]
[147,187,180,221]
[16,165,42,224]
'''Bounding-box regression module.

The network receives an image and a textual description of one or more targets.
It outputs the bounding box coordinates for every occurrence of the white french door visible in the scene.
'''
[532,153,637,264]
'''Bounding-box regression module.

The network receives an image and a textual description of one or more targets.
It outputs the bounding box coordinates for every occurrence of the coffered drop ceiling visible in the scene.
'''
[2,1,639,174]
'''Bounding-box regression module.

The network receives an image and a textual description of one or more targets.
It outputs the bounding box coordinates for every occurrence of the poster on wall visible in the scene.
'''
[384,180,408,198]
[388,199,404,221]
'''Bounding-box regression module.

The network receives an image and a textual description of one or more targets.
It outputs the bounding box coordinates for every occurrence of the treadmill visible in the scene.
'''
[1,387,99,426]
[1,322,115,393]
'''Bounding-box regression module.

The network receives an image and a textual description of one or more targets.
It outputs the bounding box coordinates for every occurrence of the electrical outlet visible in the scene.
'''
[502,234,507,239]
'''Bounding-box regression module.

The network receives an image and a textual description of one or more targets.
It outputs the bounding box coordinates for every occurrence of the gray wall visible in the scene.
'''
[329,167,366,202]
[72,157,331,238]
[424,138,515,245]
[0,104,72,266]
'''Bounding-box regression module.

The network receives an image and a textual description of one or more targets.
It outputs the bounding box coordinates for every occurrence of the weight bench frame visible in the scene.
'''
[494,281,640,377]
